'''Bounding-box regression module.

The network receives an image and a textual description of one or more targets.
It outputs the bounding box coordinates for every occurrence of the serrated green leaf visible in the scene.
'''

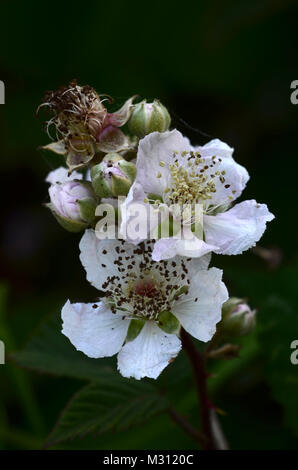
[11,313,115,382]
[46,380,169,447]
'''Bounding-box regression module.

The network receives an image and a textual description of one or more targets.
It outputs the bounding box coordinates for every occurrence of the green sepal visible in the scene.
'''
[66,146,95,173]
[147,193,164,203]
[47,204,88,233]
[111,174,132,196]
[157,310,180,334]
[222,297,243,317]
[126,319,146,342]
[118,160,137,182]
[39,140,67,155]
[91,164,113,198]
[77,197,97,223]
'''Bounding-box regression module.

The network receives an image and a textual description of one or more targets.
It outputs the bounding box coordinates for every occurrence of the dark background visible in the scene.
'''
[0,0,298,450]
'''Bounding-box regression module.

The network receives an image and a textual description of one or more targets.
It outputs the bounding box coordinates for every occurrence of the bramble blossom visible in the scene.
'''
[61,230,228,379]
[120,130,274,261]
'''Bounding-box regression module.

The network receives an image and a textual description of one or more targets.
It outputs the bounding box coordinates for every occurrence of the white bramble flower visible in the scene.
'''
[61,229,228,380]
[120,130,274,261]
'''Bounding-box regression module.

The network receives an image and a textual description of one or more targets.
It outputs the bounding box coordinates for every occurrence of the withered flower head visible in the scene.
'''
[39,80,136,172]
[42,80,107,142]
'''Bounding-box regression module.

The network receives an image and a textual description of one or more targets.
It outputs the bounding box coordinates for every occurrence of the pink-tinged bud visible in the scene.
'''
[218,297,256,338]
[48,181,97,232]
[91,153,136,198]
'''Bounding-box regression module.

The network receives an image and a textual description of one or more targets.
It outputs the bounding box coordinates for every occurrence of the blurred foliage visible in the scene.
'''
[1,0,298,450]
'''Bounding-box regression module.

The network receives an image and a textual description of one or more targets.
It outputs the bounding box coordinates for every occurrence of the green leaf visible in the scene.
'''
[46,380,169,447]
[11,313,115,382]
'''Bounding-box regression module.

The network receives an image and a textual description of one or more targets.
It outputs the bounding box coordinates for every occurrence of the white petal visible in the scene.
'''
[194,139,249,207]
[117,321,181,380]
[172,268,228,342]
[119,182,155,244]
[204,200,275,255]
[152,229,217,261]
[206,158,249,207]
[61,300,129,358]
[46,167,83,185]
[195,138,235,160]
[136,130,191,195]
[185,252,212,275]
[79,229,141,291]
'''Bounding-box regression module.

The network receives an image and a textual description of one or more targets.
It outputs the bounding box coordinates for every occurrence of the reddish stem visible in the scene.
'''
[181,328,216,450]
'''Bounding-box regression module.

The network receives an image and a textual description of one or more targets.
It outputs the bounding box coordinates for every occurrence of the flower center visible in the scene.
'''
[100,241,189,321]
[166,152,217,205]
[146,151,236,225]
[134,279,157,297]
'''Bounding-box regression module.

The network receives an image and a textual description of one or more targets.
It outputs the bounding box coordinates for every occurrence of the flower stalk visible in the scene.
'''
[181,328,218,450]
[169,407,207,447]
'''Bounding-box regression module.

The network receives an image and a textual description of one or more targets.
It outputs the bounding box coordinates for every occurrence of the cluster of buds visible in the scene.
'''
[40,81,171,231]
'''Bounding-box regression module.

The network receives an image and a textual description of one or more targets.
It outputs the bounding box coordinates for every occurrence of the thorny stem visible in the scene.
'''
[180,328,217,450]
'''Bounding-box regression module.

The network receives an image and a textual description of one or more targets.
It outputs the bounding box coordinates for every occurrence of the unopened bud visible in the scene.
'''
[218,297,256,338]
[128,99,171,138]
[48,180,97,232]
[91,153,136,198]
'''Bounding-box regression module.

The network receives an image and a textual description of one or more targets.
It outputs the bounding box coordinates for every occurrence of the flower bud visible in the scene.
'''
[48,181,97,232]
[218,297,256,338]
[91,153,136,198]
[128,99,171,138]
